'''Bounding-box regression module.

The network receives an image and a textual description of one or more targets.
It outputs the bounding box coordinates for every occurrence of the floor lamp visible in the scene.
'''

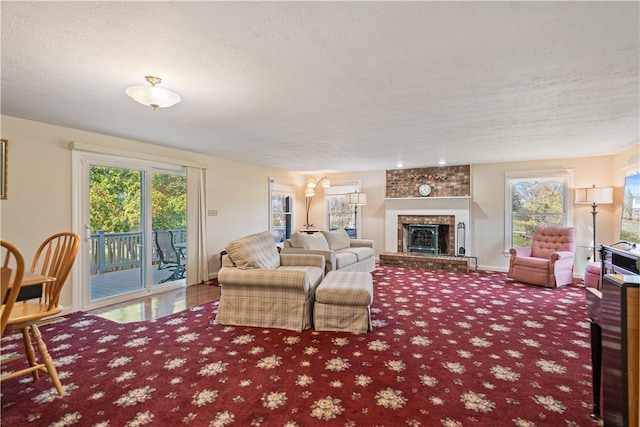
[304,176,330,229]
[346,192,367,238]
[575,185,614,261]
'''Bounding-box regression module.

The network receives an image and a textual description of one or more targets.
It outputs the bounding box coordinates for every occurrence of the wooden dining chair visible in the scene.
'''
[1,240,26,336]
[1,232,79,396]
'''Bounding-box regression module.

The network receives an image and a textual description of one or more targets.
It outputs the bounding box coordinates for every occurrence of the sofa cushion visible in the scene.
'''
[290,232,330,250]
[340,246,375,261]
[321,229,351,250]
[334,252,358,269]
[512,255,550,270]
[226,231,280,270]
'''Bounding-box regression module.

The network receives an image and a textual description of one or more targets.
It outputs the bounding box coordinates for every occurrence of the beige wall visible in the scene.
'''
[333,149,638,275]
[473,156,621,273]
[1,115,638,313]
[0,115,298,311]
[303,170,387,252]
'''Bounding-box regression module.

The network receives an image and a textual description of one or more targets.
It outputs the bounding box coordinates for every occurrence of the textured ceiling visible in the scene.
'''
[1,1,638,172]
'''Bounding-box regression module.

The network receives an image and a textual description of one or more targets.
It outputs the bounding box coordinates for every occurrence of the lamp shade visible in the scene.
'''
[304,187,315,197]
[306,176,331,188]
[346,192,367,205]
[306,177,317,188]
[575,186,614,205]
[126,76,181,109]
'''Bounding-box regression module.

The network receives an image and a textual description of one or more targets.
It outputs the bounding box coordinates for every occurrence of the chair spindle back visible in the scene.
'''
[1,240,25,335]
[30,232,79,310]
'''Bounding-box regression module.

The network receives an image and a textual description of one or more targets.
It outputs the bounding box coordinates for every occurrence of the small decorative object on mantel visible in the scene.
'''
[418,183,432,197]
[405,170,447,184]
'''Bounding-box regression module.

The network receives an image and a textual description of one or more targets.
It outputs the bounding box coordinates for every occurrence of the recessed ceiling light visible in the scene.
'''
[438,160,446,166]
[396,161,404,168]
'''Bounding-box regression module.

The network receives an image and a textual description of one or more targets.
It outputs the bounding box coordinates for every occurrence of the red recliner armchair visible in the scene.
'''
[508,226,577,288]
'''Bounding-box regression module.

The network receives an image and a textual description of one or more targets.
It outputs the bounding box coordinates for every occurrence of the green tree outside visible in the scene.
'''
[152,172,187,231]
[90,166,186,233]
[511,181,565,247]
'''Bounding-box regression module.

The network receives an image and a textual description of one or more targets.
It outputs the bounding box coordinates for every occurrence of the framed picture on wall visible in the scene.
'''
[1,139,6,199]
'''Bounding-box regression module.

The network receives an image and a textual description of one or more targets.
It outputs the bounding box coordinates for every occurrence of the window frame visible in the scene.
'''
[324,181,362,238]
[269,177,295,244]
[504,169,574,251]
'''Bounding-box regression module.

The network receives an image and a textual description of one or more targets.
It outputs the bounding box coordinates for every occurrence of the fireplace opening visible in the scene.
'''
[407,225,439,255]
[398,215,455,256]
[402,224,450,255]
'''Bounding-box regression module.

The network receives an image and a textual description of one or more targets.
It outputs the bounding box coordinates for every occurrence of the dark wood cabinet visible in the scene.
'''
[590,244,639,426]
[601,274,639,427]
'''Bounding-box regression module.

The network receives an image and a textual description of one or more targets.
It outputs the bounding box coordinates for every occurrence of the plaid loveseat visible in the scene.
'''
[216,231,325,331]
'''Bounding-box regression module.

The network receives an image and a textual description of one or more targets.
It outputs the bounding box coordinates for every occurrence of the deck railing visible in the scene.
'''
[90,228,186,274]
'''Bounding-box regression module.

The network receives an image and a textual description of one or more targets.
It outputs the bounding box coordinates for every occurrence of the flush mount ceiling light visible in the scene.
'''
[125,76,181,110]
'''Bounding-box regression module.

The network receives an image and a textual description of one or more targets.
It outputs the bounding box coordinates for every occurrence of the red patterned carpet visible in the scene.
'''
[1,267,599,426]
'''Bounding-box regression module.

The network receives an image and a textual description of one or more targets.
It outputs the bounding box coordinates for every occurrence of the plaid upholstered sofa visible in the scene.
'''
[281,229,375,274]
[216,231,326,331]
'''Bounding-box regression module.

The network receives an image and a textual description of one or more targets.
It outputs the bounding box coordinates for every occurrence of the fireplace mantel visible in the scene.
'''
[384,196,471,254]
[384,196,471,201]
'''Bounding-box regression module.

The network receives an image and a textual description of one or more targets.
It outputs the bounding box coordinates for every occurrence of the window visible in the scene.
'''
[328,195,355,236]
[505,170,573,249]
[269,178,295,244]
[325,182,361,238]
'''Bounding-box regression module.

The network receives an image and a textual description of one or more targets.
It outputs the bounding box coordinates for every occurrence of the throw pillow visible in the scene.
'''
[321,229,351,250]
[290,232,330,250]
[226,231,280,270]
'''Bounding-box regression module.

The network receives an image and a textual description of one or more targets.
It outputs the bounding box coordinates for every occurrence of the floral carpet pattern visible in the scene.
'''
[1,267,600,426]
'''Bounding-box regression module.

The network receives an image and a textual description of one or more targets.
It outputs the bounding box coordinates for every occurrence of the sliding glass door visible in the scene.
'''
[77,152,186,310]
[88,164,146,300]
[150,171,187,287]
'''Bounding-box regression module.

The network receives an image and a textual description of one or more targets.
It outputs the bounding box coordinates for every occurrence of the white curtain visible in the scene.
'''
[187,167,209,284]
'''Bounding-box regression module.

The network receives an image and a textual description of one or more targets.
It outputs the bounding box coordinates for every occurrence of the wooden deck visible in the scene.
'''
[90,266,184,301]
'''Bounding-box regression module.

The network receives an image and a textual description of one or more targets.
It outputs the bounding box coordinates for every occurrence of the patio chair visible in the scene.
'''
[1,232,79,396]
[1,239,25,336]
[155,230,186,283]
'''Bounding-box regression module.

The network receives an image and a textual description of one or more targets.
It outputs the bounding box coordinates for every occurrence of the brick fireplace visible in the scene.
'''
[384,197,471,255]
[381,165,472,272]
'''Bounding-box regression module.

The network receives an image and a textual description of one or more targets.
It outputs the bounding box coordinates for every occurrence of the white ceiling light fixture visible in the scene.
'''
[125,76,181,110]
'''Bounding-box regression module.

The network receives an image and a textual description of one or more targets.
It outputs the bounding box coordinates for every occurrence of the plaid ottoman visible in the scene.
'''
[314,271,373,333]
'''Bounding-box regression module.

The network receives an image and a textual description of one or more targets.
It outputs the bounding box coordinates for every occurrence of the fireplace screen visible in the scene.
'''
[407,224,439,255]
